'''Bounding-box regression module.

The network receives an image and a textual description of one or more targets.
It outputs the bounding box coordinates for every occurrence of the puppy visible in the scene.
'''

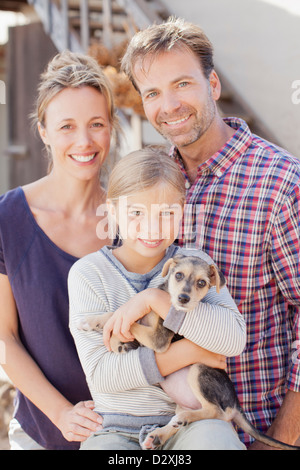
[79,254,300,451]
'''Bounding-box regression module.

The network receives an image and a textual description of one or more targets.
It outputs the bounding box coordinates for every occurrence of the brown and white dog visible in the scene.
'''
[79,254,300,451]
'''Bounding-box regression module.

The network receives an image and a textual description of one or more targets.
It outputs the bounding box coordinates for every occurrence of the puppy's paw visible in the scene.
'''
[169,413,189,428]
[142,434,161,450]
[77,315,104,332]
[110,336,140,354]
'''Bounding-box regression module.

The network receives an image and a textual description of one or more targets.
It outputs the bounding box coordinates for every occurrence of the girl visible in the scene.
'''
[69,147,246,450]
[0,51,118,450]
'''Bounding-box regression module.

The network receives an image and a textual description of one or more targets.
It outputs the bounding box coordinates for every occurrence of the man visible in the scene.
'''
[121,17,300,449]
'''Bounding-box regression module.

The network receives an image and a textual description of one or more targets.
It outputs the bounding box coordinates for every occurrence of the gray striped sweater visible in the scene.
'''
[68,245,246,431]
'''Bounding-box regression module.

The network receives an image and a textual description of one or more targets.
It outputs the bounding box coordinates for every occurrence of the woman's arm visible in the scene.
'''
[0,274,102,443]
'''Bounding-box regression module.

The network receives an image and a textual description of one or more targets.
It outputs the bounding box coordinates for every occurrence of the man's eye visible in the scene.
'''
[146,91,157,99]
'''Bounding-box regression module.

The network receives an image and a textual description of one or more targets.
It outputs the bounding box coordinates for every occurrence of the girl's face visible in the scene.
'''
[111,182,183,268]
[38,86,112,181]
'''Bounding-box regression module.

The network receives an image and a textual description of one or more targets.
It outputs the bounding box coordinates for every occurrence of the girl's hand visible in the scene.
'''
[57,401,103,442]
[103,288,171,350]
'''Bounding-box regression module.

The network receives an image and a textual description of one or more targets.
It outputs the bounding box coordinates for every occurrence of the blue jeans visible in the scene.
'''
[80,419,246,450]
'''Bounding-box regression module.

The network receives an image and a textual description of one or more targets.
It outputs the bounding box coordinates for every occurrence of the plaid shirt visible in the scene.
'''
[172,117,300,446]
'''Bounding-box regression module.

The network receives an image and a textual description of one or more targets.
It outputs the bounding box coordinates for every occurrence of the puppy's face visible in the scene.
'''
[162,255,225,312]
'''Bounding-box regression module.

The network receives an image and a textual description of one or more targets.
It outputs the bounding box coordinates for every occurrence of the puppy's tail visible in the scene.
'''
[233,409,300,450]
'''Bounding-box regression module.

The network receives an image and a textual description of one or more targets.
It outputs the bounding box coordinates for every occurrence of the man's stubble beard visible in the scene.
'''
[155,90,216,149]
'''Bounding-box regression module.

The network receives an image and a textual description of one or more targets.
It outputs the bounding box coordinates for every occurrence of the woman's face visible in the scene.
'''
[38,86,112,181]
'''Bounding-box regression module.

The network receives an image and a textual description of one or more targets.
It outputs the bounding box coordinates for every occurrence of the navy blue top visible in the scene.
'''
[0,187,92,450]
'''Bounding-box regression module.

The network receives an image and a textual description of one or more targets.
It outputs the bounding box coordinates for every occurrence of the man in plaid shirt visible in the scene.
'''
[122,17,300,448]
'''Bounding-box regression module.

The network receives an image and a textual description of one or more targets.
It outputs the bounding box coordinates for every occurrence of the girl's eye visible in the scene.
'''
[175,272,184,281]
[197,279,207,288]
[61,124,72,130]
[92,122,103,128]
[129,210,143,217]
[160,210,174,217]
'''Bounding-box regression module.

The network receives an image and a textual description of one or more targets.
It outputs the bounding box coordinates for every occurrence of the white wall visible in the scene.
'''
[162,0,300,156]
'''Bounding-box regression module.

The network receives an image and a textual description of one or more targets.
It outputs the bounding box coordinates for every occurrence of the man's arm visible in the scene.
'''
[249,390,300,450]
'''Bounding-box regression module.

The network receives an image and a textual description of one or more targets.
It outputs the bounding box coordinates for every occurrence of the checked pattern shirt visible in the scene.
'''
[172,118,300,446]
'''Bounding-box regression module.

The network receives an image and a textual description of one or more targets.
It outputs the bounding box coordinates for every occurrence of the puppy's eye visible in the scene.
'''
[175,272,184,281]
[197,279,207,288]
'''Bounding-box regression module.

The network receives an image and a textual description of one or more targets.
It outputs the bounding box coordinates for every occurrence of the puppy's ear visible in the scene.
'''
[162,258,176,277]
[209,265,226,293]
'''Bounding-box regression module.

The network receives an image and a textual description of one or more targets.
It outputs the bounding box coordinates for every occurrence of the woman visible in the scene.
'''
[0,51,118,450]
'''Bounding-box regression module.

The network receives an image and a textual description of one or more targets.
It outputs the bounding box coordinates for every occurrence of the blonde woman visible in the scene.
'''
[69,148,246,450]
[0,51,118,450]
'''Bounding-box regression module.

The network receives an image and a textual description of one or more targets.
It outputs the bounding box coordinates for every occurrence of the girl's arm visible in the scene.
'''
[0,274,102,443]
[68,264,226,396]
[155,337,227,376]
[103,286,246,357]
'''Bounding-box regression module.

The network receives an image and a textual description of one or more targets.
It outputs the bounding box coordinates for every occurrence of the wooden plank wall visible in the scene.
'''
[7,22,57,189]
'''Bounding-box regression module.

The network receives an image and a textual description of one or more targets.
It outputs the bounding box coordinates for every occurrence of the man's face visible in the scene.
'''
[133,48,220,150]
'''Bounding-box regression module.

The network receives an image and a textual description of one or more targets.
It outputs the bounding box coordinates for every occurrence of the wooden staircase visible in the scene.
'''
[25,0,273,147]
[27,0,170,53]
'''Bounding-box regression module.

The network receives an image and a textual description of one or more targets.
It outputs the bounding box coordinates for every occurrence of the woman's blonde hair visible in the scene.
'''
[107,146,186,203]
[31,50,118,169]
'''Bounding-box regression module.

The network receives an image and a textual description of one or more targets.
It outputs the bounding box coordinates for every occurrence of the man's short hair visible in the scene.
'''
[121,16,214,91]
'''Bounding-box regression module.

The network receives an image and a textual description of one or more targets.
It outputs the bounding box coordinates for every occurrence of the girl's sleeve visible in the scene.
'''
[163,285,246,357]
[68,261,164,394]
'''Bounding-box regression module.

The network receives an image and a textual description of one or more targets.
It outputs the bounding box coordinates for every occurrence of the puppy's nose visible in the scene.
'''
[178,293,190,305]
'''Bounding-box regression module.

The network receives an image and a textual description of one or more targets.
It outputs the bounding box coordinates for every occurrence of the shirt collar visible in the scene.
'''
[170,117,253,179]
